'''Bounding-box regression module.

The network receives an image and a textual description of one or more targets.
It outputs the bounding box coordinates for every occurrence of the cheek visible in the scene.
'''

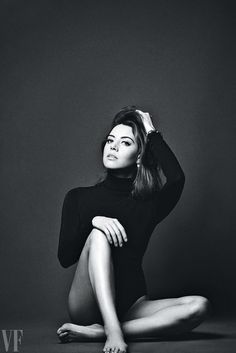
[123,149,138,162]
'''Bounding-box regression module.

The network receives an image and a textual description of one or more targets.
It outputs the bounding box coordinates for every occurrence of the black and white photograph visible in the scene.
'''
[0,1,235,352]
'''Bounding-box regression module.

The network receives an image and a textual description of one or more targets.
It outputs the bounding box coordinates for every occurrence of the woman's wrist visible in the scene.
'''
[146,129,163,140]
[146,128,158,135]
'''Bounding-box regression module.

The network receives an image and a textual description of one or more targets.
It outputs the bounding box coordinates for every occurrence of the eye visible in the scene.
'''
[122,141,131,146]
[106,138,113,144]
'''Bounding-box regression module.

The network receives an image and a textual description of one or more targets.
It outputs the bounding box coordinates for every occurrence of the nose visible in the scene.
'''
[110,142,119,151]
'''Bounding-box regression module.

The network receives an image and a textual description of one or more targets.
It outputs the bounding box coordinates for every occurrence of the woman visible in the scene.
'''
[56,106,210,353]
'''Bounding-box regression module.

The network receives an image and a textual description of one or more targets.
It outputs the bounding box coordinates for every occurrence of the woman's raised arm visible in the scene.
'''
[147,131,185,224]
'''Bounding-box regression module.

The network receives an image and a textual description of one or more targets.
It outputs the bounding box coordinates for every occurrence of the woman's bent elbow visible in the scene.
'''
[58,253,76,268]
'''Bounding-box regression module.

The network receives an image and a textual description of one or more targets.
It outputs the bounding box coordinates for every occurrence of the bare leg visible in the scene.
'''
[58,295,210,342]
[121,295,211,338]
[87,228,127,352]
[57,228,210,345]
[58,228,127,352]
[66,231,104,326]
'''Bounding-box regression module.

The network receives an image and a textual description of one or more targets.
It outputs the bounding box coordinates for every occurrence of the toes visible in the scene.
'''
[57,328,69,343]
[59,334,69,343]
[59,332,69,337]
[103,346,127,353]
[103,347,118,353]
[57,323,71,334]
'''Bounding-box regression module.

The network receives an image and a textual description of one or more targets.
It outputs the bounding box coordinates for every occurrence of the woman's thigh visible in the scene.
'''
[67,234,103,325]
[122,295,201,321]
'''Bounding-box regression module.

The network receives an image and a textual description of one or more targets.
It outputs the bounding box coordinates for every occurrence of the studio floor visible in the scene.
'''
[1,316,236,353]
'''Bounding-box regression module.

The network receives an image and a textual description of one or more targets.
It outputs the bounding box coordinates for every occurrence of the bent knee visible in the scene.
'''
[188,296,211,320]
[88,228,109,247]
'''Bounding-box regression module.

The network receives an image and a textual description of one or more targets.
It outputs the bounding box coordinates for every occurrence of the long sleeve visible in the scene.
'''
[57,188,90,268]
[147,131,185,223]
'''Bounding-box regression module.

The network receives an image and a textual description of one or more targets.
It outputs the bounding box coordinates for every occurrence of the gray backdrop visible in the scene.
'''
[0,0,235,323]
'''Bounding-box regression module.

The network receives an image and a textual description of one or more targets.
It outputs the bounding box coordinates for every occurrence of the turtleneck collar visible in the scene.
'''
[102,168,137,192]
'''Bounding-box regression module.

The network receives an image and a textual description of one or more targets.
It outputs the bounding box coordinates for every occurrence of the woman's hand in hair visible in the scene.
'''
[92,216,128,247]
[136,109,156,134]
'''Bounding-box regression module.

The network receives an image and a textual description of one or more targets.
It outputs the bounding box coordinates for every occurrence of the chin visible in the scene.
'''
[103,162,127,170]
[103,160,120,168]
[104,163,122,169]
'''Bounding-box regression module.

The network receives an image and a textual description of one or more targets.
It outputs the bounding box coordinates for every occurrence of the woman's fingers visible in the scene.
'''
[94,216,128,248]
[106,224,120,247]
[113,219,128,243]
[102,226,113,245]
[136,110,155,132]
[109,222,124,247]
[108,219,128,247]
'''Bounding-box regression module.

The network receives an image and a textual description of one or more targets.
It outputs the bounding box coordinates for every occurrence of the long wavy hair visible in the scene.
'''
[99,106,164,199]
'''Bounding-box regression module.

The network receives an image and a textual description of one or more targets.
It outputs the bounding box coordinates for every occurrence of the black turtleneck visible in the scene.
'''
[101,168,136,192]
[57,131,185,318]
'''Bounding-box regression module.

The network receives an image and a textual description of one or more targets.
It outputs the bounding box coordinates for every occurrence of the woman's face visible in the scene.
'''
[103,124,140,170]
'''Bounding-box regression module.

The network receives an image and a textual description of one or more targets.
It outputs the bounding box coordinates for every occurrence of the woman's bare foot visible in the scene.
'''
[57,322,128,351]
[103,327,128,353]
[57,322,105,342]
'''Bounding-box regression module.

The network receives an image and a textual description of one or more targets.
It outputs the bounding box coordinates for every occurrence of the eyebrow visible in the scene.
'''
[107,134,135,143]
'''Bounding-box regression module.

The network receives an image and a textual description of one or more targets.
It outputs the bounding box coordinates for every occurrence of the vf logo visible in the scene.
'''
[0,330,23,352]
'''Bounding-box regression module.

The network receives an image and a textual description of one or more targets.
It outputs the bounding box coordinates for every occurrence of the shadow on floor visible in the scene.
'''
[128,331,227,342]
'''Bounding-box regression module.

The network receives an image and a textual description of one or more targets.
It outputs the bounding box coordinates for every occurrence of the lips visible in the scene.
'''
[107,153,118,159]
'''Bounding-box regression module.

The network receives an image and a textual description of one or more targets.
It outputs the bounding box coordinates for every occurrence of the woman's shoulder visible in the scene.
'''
[64,183,101,199]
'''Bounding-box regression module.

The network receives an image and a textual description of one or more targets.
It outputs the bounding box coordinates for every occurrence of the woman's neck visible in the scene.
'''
[107,164,137,179]
[103,165,137,192]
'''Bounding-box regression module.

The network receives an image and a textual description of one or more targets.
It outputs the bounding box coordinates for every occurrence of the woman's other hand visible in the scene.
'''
[136,109,156,134]
[92,216,128,247]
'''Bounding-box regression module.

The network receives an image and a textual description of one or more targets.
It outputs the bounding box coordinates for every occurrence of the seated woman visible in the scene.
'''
[56,106,210,353]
